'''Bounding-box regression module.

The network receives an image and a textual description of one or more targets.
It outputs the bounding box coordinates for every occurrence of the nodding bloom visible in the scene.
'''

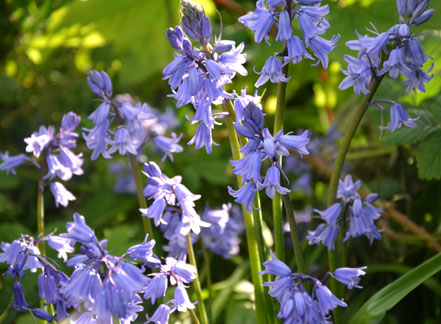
[0,111,82,208]
[141,161,210,236]
[239,0,340,86]
[307,175,383,250]
[228,94,310,212]
[164,1,247,154]
[0,235,67,322]
[43,213,169,323]
[83,71,183,161]
[259,250,366,323]
[378,102,420,133]
[339,0,434,96]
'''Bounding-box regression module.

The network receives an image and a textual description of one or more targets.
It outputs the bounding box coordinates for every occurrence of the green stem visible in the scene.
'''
[272,46,289,262]
[36,161,50,323]
[252,194,267,266]
[326,77,384,207]
[189,309,201,324]
[326,76,384,324]
[128,153,154,240]
[186,234,209,324]
[281,194,305,273]
[223,102,269,324]
[200,239,213,323]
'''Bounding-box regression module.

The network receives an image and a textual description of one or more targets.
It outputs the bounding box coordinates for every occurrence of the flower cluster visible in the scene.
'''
[160,203,244,260]
[0,213,200,324]
[339,0,434,132]
[0,235,59,323]
[0,111,82,207]
[228,94,310,212]
[239,0,340,87]
[83,71,183,161]
[307,175,383,250]
[141,161,210,236]
[163,0,247,154]
[260,250,366,323]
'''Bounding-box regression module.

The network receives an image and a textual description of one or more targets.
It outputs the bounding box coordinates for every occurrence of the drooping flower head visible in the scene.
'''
[259,250,366,323]
[83,71,183,161]
[228,95,310,211]
[307,175,383,250]
[239,0,340,87]
[0,111,82,208]
[164,1,247,154]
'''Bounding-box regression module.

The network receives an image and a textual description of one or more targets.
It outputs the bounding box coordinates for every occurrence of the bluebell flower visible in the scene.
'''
[238,0,275,43]
[262,165,290,199]
[87,70,112,98]
[259,250,355,323]
[337,175,361,203]
[154,133,183,162]
[0,152,29,175]
[146,304,172,324]
[60,213,96,244]
[309,175,383,248]
[333,267,367,289]
[201,204,244,259]
[309,35,340,69]
[142,162,210,236]
[50,182,76,207]
[380,103,420,133]
[228,182,258,213]
[255,56,291,88]
[174,285,196,312]
[31,308,57,323]
[341,0,434,96]
[1,111,82,208]
[12,281,29,310]
[164,4,247,154]
[284,35,315,65]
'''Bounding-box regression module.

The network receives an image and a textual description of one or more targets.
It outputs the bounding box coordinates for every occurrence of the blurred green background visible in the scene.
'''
[1,0,441,323]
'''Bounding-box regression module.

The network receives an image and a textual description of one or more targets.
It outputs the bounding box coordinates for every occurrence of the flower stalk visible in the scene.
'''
[186,234,208,324]
[326,76,384,324]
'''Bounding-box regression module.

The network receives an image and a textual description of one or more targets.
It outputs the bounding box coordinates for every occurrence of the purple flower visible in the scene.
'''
[380,103,420,133]
[337,175,361,203]
[154,133,183,162]
[255,56,290,87]
[315,283,347,315]
[146,304,172,324]
[50,182,76,208]
[228,182,258,213]
[174,285,196,312]
[262,165,290,199]
[87,70,112,98]
[309,35,340,69]
[238,0,275,43]
[0,152,29,175]
[259,250,291,277]
[333,267,367,289]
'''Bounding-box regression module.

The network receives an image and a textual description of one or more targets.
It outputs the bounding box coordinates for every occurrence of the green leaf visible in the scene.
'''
[415,131,441,180]
[349,252,441,324]
[381,108,438,145]
[46,0,179,85]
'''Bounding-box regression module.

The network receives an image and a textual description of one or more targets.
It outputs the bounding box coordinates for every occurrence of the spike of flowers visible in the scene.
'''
[228,93,310,212]
[239,0,340,87]
[163,0,248,154]
[259,250,366,323]
[83,72,183,161]
[0,111,82,208]
[307,175,383,250]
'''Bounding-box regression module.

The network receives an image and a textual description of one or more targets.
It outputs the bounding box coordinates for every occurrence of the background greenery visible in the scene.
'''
[0,0,440,323]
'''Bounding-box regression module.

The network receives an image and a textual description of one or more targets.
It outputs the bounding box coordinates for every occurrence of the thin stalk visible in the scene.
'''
[200,239,213,323]
[252,194,267,266]
[326,76,383,324]
[128,153,154,239]
[223,102,269,324]
[326,77,384,207]
[272,44,289,262]
[281,194,305,273]
[189,309,201,324]
[37,161,50,324]
[186,234,209,324]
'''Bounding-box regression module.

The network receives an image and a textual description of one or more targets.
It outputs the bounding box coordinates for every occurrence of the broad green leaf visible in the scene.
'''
[349,252,441,324]
[45,0,179,85]
[415,131,441,180]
